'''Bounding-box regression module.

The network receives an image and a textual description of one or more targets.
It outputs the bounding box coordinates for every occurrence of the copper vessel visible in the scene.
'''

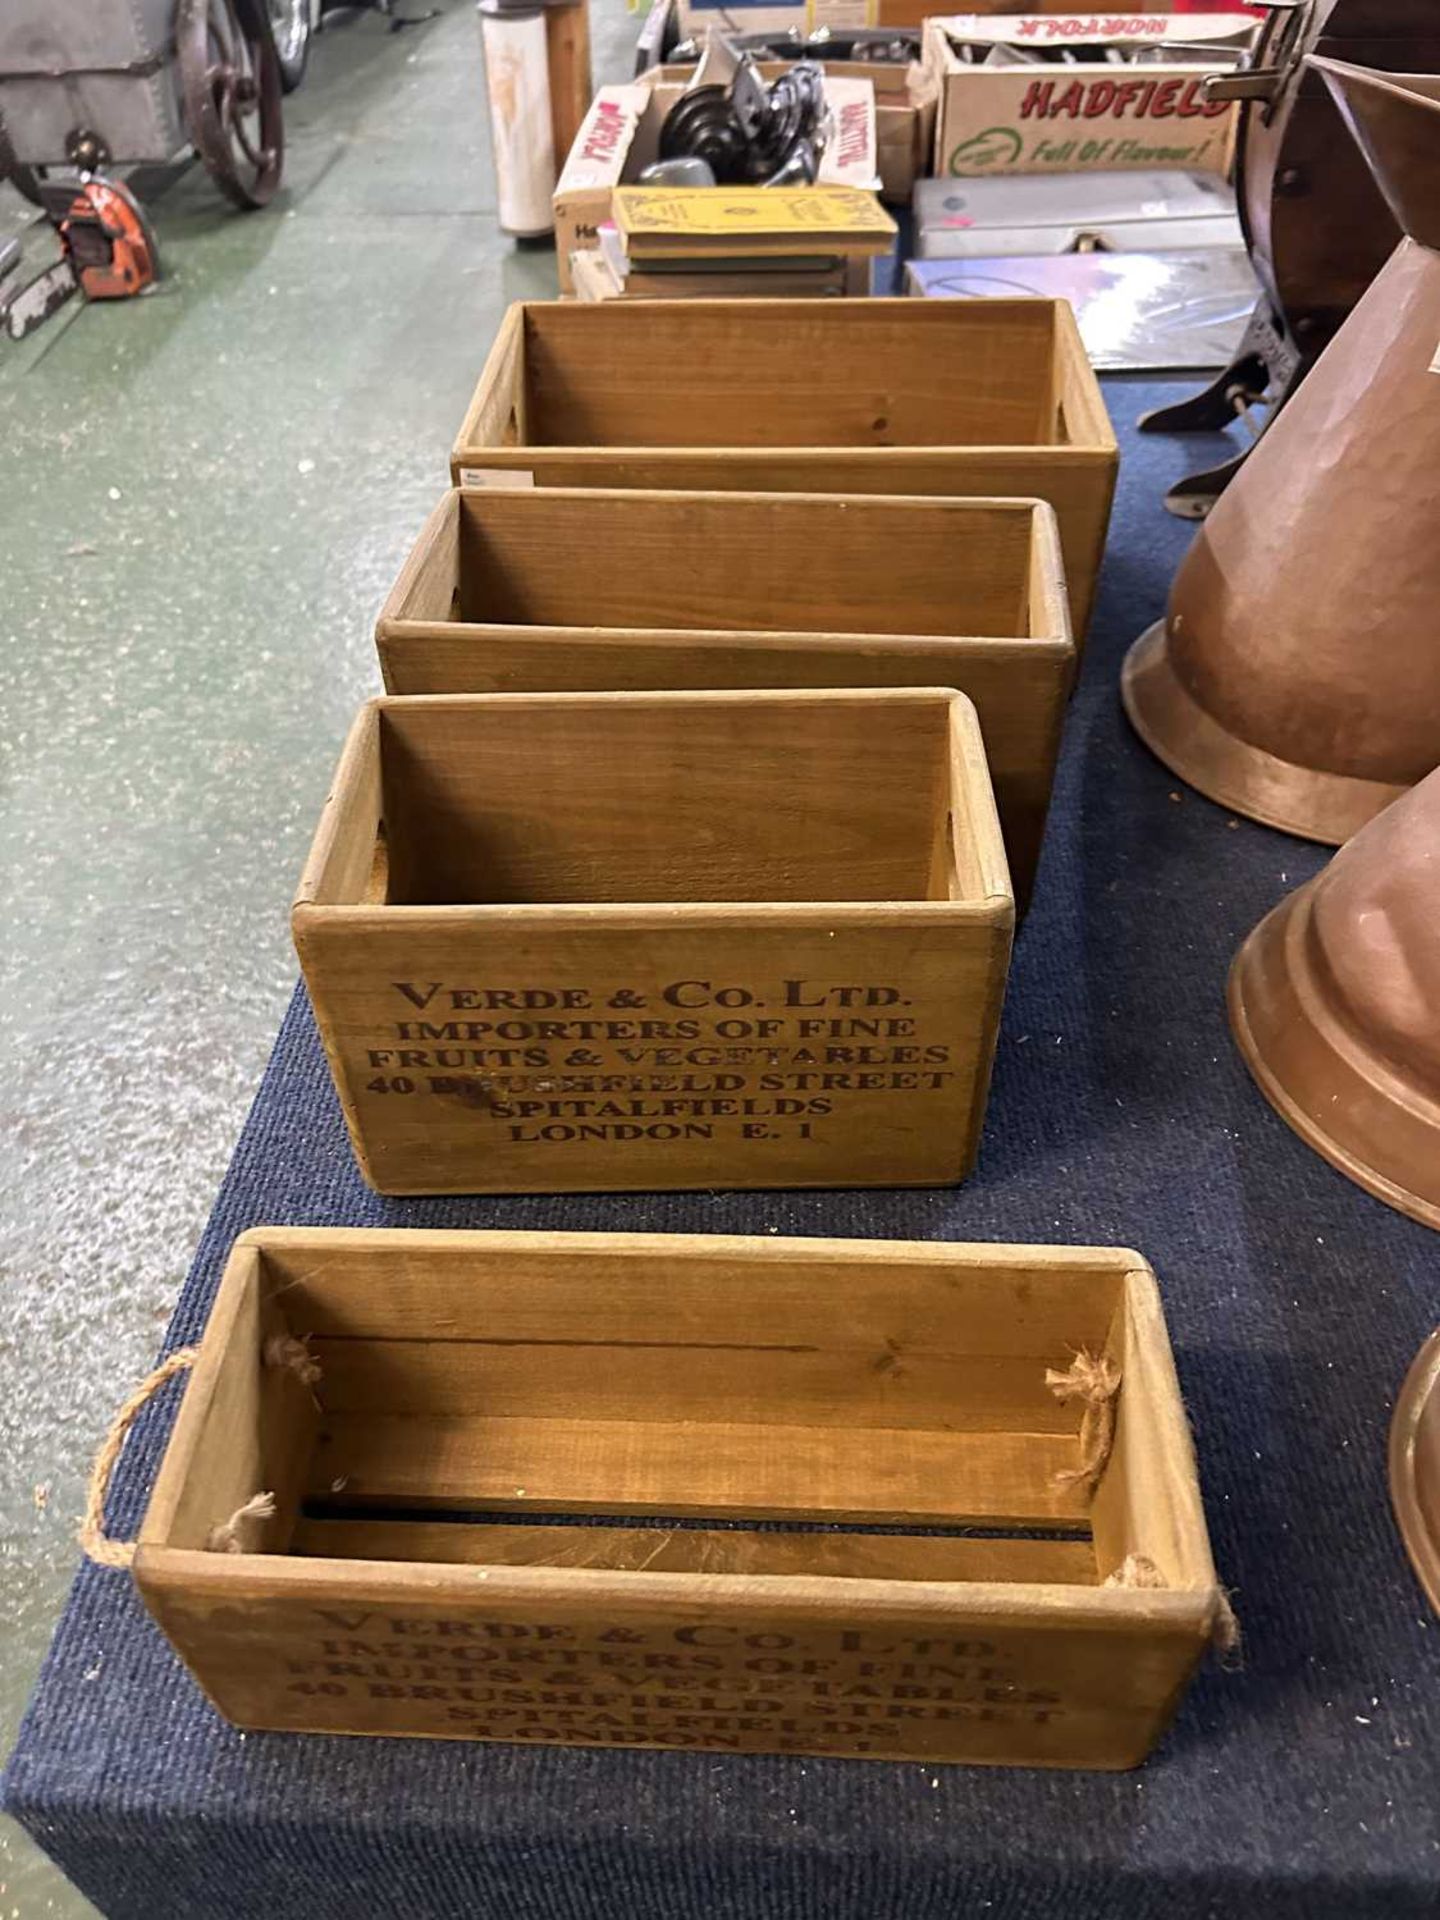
[1229,766,1440,1230]
[1391,1329,1440,1615]
[1123,57,1440,844]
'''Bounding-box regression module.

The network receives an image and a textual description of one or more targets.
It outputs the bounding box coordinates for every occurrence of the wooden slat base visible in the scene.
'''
[307,1415,1092,1528]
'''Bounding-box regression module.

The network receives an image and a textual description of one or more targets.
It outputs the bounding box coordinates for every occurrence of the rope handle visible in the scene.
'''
[1048,1355,1240,1660]
[78,1335,315,1569]
[1045,1348,1122,1494]
[80,1347,200,1569]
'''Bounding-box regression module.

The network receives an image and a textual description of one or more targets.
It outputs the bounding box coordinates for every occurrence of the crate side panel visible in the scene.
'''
[298,915,1005,1193]
[451,492,1035,639]
[292,1519,1101,1585]
[518,301,1061,450]
[133,1562,1205,1768]
[375,694,953,908]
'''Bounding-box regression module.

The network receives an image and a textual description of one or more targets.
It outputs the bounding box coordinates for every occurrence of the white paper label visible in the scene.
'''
[807,0,871,29]
[458,468,536,488]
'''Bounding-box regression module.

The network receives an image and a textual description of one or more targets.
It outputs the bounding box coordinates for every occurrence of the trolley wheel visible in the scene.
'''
[177,0,285,209]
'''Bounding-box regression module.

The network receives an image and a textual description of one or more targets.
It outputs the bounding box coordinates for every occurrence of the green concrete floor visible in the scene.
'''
[0,4,633,1910]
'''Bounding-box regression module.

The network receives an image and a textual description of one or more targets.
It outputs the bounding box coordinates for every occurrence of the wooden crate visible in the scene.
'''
[293,688,1013,1195]
[134,1227,1226,1768]
[375,488,1073,903]
[449,299,1117,638]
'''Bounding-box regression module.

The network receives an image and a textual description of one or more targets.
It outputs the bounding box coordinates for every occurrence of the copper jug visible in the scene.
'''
[1123,57,1440,844]
[1229,765,1440,1231]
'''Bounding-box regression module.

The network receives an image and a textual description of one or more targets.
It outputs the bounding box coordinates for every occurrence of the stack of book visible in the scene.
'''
[574,185,898,300]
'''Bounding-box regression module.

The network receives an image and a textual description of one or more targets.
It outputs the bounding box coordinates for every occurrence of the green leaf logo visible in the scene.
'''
[948,127,1023,174]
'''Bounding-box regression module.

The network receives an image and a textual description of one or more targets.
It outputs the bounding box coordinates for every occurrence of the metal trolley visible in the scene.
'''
[0,0,286,210]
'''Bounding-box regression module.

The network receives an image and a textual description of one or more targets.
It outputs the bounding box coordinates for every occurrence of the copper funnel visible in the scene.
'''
[1122,57,1440,844]
[1391,1329,1440,1616]
[1316,58,1440,250]
[1229,767,1440,1230]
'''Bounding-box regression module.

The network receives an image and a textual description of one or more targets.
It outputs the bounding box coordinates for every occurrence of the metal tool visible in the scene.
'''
[659,35,828,187]
[636,155,716,187]
[1139,0,1440,517]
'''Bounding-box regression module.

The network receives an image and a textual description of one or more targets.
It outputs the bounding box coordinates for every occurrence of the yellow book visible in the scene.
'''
[613,186,897,259]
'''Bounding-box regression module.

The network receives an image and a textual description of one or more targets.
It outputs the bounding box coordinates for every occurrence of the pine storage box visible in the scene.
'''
[375,487,1073,900]
[292,688,1013,1195]
[132,1227,1227,1768]
[449,299,1117,635]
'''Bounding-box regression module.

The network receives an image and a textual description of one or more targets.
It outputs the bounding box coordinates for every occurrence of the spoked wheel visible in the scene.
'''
[177,0,285,209]
[267,0,313,91]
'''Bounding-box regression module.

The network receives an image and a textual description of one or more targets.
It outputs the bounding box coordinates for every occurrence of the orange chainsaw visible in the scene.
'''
[2,176,159,342]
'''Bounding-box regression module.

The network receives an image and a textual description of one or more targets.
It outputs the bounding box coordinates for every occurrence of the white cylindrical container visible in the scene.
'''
[478,0,557,238]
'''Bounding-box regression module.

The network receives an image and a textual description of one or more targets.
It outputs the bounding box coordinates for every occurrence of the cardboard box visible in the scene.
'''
[553,68,879,293]
[134,1227,1227,1766]
[675,0,806,39]
[643,50,937,204]
[673,0,1186,34]
[925,13,1256,180]
[870,58,938,201]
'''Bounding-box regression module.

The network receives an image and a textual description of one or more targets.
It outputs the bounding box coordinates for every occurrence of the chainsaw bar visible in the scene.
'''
[3,256,79,341]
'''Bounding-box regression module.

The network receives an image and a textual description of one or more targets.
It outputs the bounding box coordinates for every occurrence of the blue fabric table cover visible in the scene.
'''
[6,381,1439,1919]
